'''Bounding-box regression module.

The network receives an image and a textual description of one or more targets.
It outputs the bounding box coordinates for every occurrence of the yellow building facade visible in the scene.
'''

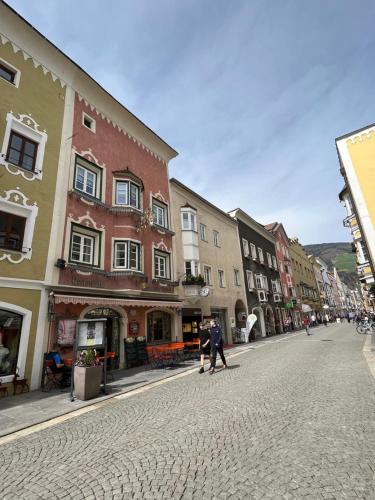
[0,25,66,391]
[336,126,375,308]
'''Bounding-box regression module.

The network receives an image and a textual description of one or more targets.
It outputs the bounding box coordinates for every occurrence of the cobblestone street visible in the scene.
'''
[0,323,374,500]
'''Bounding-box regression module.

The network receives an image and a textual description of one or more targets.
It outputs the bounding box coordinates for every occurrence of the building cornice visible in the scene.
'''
[228,208,276,244]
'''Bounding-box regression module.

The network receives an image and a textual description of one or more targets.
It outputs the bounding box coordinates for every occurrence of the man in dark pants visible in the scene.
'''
[208,319,227,374]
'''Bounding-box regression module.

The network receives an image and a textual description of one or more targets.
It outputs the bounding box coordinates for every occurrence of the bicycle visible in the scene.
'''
[356,320,375,334]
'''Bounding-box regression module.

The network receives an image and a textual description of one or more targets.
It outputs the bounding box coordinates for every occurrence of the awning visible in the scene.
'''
[53,294,182,309]
[302,304,312,313]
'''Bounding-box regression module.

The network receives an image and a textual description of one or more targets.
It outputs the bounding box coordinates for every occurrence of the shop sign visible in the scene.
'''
[77,319,106,349]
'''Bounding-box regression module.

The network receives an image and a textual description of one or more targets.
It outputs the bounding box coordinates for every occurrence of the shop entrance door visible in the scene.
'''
[0,310,23,378]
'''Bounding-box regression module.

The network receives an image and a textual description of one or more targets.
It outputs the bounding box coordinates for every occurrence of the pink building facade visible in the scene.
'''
[50,93,180,369]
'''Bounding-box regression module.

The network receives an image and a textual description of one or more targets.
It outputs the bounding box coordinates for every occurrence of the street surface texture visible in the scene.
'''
[1,323,374,500]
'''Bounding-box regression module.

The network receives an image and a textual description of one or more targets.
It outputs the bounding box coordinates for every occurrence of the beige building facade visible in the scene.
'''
[170,179,247,344]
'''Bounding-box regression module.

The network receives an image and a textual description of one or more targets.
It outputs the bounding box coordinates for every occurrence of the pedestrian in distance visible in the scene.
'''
[303,316,310,335]
[310,314,316,327]
[208,319,227,375]
[323,313,329,327]
[198,321,210,374]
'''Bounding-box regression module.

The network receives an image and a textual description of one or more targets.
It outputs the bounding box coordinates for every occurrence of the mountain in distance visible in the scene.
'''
[303,242,358,289]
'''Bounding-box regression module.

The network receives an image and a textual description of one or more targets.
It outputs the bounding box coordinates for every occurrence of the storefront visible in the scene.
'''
[50,294,181,370]
[181,308,202,342]
[0,309,23,380]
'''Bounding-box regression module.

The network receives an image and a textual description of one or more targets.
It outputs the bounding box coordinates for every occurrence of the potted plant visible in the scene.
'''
[74,347,102,401]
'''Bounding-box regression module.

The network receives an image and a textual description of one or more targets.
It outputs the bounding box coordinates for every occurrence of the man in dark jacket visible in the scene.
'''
[208,319,227,374]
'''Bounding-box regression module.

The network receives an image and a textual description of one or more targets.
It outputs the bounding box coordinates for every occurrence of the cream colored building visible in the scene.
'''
[170,179,247,344]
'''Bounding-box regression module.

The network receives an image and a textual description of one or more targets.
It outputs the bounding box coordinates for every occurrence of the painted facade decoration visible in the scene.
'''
[170,179,247,344]
[228,209,282,339]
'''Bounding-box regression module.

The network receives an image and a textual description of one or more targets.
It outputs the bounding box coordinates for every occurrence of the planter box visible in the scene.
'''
[74,365,102,401]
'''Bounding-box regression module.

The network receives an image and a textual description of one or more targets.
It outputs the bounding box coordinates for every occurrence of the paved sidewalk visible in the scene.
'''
[0,334,295,437]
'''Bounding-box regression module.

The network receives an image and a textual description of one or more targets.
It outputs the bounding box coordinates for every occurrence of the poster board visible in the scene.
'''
[57,319,76,346]
[77,319,105,348]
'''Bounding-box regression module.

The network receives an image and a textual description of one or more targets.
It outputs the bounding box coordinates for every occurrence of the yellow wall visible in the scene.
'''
[348,135,375,234]
[0,41,66,280]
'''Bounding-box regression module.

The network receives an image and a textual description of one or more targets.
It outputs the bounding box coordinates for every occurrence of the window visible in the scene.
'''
[213,230,220,247]
[234,269,240,286]
[185,261,192,276]
[246,270,255,290]
[204,266,212,285]
[154,250,170,279]
[250,243,257,260]
[69,225,101,267]
[218,269,225,287]
[0,59,20,87]
[0,310,23,378]
[276,241,280,251]
[0,62,15,84]
[152,199,168,228]
[283,284,288,297]
[271,280,281,293]
[267,252,272,267]
[82,112,96,133]
[113,240,141,271]
[272,256,277,269]
[200,223,207,241]
[255,274,268,290]
[0,211,26,251]
[147,311,171,343]
[115,180,140,209]
[74,156,102,199]
[6,131,38,172]
[258,248,264,264]
[181,209,196,231]
[242,238,249,258]
[71,233,94,265]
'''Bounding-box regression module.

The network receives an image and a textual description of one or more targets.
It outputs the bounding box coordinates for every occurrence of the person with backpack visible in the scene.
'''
[208,319,227,374]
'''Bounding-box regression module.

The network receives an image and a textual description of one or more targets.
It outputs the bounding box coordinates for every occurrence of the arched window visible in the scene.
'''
[0,310,23,377]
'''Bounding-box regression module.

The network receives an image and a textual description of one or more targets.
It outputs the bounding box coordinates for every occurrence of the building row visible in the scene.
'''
[0,4,362,392]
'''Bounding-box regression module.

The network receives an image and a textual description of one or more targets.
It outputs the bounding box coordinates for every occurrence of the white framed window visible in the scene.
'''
[218,269,225,287]
[246,270,255,290]
[242,238,249,258]
[1,112,47,180]
[181,209,197,231]
[113,240,141,271]
[213,230,220,247]
[271,280,281,293]
[154,250,170,279]
[272,255,277,269]
[200,223,207,241]
[283,284,288,297]
[115,180,140,209]
[255,274,268,290]
[82,112,96,133]
[250,243,257,260]
[0,57,21,88]
[258,248,264,264]
[74,155,102,199]
[185,260,199,276]
[234,269,240,286]
[279,262,284,273]
[204,265,212,285]
[267,252,272,267]
[69,225,101,267]
[152,199,168,228]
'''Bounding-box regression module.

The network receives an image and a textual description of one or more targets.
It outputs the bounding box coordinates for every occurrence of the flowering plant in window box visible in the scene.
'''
[182,274,206,286]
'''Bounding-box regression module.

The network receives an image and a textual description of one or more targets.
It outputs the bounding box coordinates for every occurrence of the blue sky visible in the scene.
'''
[6,0,375,244]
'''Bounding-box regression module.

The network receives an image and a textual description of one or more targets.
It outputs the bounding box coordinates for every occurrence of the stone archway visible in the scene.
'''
[251,306,266,339]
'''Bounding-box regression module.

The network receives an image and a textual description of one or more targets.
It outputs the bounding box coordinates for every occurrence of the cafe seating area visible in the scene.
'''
[145,341,200,369]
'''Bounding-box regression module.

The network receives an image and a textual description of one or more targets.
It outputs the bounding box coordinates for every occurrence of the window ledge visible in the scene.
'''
[153,278,179,287]
[69,190,143,215]
[0,155,41,181]
[151,224,175,236]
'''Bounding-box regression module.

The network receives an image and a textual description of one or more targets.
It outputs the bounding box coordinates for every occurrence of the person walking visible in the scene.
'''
[323,313,329,327]
[198,322,210,374]
[208,319,227,374]
[310,314,316,327]
[303,316,310,335]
